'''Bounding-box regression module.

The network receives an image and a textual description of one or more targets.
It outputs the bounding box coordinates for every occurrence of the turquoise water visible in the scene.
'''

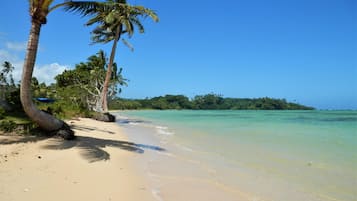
[118,110,357,201]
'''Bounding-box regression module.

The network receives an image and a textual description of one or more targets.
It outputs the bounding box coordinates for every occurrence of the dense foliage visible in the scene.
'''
[0,61,20,112]
[0,51,127,122]
[109,94,314,110]
[55,50,127,113]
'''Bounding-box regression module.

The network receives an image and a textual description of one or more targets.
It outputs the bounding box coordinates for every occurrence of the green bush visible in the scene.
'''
[6,89,22,109]
[0,108,5,120]
[0,120,17,132]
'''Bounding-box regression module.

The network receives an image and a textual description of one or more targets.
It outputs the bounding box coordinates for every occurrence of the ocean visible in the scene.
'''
[115,110,357,201]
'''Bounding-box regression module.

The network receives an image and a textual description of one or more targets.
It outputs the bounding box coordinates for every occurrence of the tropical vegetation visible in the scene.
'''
[0,51,126,133]
[64,0,159,112]
[55,50,127,113]
[20,0,77,139]
[109,94,315,110]
[14,0,158,139]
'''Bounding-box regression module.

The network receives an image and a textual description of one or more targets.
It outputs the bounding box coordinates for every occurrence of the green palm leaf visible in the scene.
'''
[64,0,158,112]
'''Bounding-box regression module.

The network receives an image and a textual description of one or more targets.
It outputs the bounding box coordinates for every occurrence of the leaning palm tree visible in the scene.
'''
[21,0,75,139]
[65,0,159,112]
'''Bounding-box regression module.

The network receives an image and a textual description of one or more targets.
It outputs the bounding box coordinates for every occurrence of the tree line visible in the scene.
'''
[109,94,314,110]
[1,49,127,118]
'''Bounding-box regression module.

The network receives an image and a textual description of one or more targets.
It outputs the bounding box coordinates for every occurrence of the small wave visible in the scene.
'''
[151,189,163,201]
[128,122,139,125]
[156,126,174,135]
[117,118,147,125]
[156,126,168,130]
[117,119,130,124]
[157,129,174,135]
[115,114,129,119]
[181,145,193,152]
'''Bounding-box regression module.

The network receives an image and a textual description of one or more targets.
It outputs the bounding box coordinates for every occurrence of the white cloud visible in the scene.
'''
[6,41,27,51]
[0,50,21,79]
[0,41,70,85]
[0,49,18,61]
[33,63,70,84]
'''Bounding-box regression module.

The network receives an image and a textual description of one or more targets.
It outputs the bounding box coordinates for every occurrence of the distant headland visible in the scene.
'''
[109,94,314,110]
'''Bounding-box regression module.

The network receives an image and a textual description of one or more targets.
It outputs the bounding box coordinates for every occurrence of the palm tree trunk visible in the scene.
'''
[101,25,122,112]
[20,21,63,132]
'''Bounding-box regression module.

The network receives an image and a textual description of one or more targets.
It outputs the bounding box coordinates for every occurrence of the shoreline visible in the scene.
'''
[117,113,250,201]
[116,110,357,201]
[2,111,354,201]
[0,118,158,201]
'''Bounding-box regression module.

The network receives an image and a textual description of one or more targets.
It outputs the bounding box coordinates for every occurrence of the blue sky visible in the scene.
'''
[0,0,356,109]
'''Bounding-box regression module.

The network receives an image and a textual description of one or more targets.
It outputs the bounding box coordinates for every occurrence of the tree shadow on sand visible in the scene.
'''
[70,125,115,134]
[42,136,166,163]
[0,135,47,145]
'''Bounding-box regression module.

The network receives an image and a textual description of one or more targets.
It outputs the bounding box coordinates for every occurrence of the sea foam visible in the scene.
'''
[155,126,174,135]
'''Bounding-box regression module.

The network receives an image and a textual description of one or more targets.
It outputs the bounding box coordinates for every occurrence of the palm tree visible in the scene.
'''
[22,0,74,139]
[65,0,159,112]
[79,50,126,112]
[1,61,15,86]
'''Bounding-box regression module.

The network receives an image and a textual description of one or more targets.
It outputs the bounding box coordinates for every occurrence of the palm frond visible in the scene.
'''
[122,39,134,52]
[69,0,159,47]
[63,1,105,17]
[85,14,104,26]
[122,18,134,37]
[130,5,159,22]
[42,0,53,12]
[129,17,144,33]
[49,1,72,13]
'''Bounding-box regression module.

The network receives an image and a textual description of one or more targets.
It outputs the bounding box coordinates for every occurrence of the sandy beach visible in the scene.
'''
[0,118,158,201]
[3,112,352,201]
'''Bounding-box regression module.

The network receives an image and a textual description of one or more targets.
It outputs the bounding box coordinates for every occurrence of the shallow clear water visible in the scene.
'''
[117,110,357,201]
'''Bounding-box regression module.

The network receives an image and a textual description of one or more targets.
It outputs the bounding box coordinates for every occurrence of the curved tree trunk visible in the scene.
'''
[20,21,74,139]
[101,25,122,112]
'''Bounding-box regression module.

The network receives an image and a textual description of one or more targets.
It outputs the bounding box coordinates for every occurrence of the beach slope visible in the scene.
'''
[0,118,156,201]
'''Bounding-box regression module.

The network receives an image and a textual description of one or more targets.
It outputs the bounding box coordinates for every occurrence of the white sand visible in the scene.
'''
[0,118,156,201]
